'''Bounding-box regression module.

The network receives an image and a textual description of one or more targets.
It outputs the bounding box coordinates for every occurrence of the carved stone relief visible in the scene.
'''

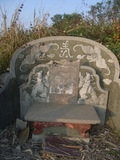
[18,40,113,88]
[49,60,80,104]
[103,79,112,85]
[16,39,110,123]
[19,43,58,72]
[20,64,49,118]
[1,36,120,130]
[78,66,108,107]
[19,44,50,72]
[74,45,111,75]
[59,41,73,58]
[30,71,49,101]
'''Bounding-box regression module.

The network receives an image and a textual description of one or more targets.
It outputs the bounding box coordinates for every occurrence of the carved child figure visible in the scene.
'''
[78,72,99,104]
[31,71,49,101]
[79,72,92,100]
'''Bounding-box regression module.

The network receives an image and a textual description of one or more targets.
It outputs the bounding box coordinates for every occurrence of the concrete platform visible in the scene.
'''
[25,103,100,124]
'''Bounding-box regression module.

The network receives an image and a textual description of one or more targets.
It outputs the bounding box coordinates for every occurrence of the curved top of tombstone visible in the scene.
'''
[10,36,120,86]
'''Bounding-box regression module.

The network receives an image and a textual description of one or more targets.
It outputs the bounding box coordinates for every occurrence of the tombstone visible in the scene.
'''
[0,36,120,132]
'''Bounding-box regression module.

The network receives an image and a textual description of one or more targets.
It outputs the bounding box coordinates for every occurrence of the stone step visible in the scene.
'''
[25,103,100,124]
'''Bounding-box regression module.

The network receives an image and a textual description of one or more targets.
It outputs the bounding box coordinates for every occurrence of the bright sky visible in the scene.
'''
[0,0,102,28]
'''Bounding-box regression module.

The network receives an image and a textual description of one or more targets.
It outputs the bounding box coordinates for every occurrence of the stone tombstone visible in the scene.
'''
[0,36,120,130]
[49,60,80,104]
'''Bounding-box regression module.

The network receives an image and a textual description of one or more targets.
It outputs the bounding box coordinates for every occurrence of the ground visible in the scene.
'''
[0,124,120,160]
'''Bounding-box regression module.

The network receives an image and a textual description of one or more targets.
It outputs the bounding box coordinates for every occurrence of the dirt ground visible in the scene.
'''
[0,124,120,160]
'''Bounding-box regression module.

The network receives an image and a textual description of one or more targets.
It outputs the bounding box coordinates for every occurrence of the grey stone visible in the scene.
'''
[16,118,27,130]
[49,60,80,104]
[15,145,21,153]
[25,103,100,124]
[23,149,33,155]
[1,36,120,131]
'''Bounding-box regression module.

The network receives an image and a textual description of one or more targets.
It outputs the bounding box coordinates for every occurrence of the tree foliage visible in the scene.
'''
[51,13,83,35]
[51,0,120,61]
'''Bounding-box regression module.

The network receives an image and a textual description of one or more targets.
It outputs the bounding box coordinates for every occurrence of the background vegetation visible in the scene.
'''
[0,0,120,74]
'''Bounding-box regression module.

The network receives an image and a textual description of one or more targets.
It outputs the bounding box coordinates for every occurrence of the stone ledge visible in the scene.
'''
[25,103,100,124]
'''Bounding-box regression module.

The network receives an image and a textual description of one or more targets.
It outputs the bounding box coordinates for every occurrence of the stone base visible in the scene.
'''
[32,121,91,143]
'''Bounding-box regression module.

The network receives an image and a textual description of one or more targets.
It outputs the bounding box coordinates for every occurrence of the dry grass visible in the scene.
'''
[0,124,120,160]
[0,3,56,74]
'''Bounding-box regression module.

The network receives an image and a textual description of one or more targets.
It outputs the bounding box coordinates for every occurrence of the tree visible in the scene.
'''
[50,1,120,61]
[88,0,120,24]
[51,13,83,35]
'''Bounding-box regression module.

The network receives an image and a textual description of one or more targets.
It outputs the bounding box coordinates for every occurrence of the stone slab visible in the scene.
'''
[49,61,80,104]
[25,103,100,124]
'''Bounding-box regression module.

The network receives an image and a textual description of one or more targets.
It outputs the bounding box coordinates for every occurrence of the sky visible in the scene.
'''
[0,0,102,28]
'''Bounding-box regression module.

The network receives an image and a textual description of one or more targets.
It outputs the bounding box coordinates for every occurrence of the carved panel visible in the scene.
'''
[49,60,80,104]
[20,64,49,118]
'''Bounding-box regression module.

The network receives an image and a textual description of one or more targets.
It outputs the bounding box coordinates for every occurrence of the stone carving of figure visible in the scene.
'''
[78,72,99,104]
[31,71,49,101]
[43,71,49,88]
[79,72,92,99]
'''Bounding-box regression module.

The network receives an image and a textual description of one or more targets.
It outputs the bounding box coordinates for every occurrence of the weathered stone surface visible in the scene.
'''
[16,118,27,130]
[20,64,50,118]
[0,36,120,131]
[49,60,80,104]
[25,103,100,124]
[20,61,107,124]
[79,66,108,125]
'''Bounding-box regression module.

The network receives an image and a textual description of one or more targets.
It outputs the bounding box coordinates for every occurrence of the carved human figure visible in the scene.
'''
[31,71,49,101]
[79,72,92,99]
[79,72,99,104]
[78,71,106,105]
[43,71,49,88]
